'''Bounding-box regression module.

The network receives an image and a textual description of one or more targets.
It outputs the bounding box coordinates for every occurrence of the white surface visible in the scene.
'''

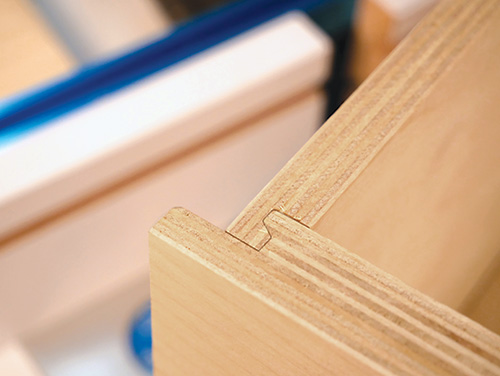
[32,0,171,62]
[25,274,151,376]
[376,0,437,18]
[0,92,325,339]
[0,12,332,240]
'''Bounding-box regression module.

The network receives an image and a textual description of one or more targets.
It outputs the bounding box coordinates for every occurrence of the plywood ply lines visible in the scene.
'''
[150,209,500,375]
[227,0,500,312]
[150,0,500,374]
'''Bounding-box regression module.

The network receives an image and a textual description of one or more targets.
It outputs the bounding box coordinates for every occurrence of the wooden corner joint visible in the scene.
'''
[230,208,311,253]
[149,1,500,374]
[149,208,500,375]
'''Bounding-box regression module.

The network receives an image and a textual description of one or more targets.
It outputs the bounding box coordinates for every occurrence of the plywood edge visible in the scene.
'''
[149,208,387,375]
[263,211,500,371]
[227,0,498,250]
[150,208,500,375]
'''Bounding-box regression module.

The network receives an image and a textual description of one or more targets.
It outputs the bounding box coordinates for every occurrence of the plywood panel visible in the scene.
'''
[461,258,500,335]
[150,208,500,375]
[313,0,500,308]
[227,0,500,315]
[150,1,500,374]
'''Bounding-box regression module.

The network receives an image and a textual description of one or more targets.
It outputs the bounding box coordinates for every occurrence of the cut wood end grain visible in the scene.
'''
[150,208,500,375]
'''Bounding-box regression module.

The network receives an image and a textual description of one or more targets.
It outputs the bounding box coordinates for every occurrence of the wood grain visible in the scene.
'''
[312,0,500,309]
[227,0,500,313]
[150,209,384,376]
[150,208,500,375]
[149,1,500,373]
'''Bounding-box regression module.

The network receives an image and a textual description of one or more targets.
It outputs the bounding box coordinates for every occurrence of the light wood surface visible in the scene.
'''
[151,208,500,375]
[350,0,438,85]
[350,0,393,85]
[33,0,171,62]
[461,258,500,335]
[149,0,500,373]
[227,0,500,313]
[0,0,73,98]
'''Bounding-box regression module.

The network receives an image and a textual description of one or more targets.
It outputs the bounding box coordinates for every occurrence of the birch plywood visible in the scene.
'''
[228,0,500,313]
[150,0,500,373]
[150,209,500,375]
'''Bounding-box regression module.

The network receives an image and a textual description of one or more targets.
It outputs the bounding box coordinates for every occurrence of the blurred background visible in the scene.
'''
[0,0,438,374]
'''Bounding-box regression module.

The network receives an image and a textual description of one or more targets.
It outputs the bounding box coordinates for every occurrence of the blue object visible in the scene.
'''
[0,0,338,144]
[129,303,153,373]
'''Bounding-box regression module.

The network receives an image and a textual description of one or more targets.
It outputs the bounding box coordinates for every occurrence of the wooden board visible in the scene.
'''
[0,0,73,98]
[350,0,438,85]
[461,258,500,335]
[150,208,500,375]
[33,0,171,62]
[227,0,500,314]
[149,0,500,373]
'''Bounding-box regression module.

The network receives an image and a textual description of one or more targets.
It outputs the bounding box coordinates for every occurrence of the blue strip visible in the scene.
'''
[0,0,334,143]
[129,303,152,373]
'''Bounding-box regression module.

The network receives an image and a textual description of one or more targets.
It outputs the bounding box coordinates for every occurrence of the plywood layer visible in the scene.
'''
[227,0,500,314]
[150,209,500,375]
[150,0,500,373]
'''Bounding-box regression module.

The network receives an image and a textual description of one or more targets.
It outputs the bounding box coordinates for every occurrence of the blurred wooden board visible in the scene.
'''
[33,0,171,62]
[350,0,438,85]
[150,208,500,375]
[0,0,73,98]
